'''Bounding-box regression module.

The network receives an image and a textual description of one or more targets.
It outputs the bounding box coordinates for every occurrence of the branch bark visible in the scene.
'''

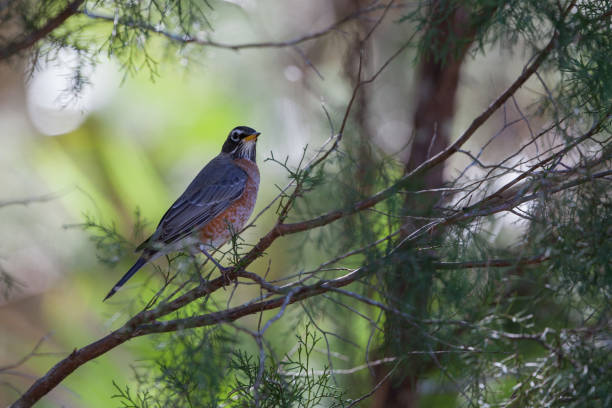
[0,0,84,60]
[9,150,603,406]
[374,1,488,403]
[8,2,599,406]
[80,3,403,51]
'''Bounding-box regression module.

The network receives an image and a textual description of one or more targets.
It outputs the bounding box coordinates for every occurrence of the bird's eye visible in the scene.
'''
[230,132,240,142]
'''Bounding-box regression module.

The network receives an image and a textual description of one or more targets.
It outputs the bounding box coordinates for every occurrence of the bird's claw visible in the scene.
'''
[220,266,232,287]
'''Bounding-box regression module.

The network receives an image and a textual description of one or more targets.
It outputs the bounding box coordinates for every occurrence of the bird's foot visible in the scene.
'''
[198,245,234,286]
[219,266,234,287]
[197,273,207,286]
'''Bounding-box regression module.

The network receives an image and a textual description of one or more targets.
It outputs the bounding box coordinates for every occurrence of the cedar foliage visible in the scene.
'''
[1,0,610,407]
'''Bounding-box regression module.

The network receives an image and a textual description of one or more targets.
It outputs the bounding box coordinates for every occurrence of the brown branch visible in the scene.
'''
[130,117,609,342]
[10,160,605,406]
[405,33,559,180]
[10,20,406,405]
[476,117,611,207]
[133,268,368,335]
[347,362,400,408]
[461,116,610,212]
[434,255,549,270]
[9,331,131,408]
[119,253,557,338]
[425,168,612,242]
[265,29,561,243]
[8,267,365,406]
[0,192,63,208]
[80,3,404,52]
[7,5,592,406]
[123,23,585,337]
[0,0,85,60]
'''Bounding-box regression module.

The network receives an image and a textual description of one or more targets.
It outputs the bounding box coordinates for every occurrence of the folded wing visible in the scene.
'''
[142,155,248,250]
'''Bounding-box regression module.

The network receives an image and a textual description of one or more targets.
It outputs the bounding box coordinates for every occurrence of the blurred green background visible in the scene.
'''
[0,1,535,406]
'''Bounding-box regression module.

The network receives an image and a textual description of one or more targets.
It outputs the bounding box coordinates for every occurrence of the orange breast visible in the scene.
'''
[199,159,260,248]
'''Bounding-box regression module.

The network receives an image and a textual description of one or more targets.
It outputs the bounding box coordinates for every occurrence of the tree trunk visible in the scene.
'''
[373,3,488,407]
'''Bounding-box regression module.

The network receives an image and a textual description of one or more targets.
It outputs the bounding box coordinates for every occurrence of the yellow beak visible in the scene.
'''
[243,132,260,142]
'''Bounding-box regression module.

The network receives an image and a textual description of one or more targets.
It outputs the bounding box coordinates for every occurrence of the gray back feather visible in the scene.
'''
[145,154,247,248]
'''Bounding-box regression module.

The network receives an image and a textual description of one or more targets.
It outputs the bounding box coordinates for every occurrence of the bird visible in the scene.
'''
[104,126,261,301]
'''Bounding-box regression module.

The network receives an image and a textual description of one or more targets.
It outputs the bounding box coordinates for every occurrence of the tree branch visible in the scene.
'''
[80,3,404,51]
[266,29,562,242]
[0,0,85,60]
[9,156,605,406]
[133,267,368,335]
[433,255,549,270]
[0,192,63,209]
[9,3,606,405]
[9,331,130,408]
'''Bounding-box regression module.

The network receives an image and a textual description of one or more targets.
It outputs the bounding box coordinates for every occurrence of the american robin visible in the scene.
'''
[104,126,261,300]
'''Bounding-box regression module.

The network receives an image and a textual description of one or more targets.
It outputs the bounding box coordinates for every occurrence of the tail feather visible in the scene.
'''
[104,256,149,301]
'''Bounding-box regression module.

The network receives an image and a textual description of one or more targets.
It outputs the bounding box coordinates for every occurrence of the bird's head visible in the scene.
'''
[222,126,260,161]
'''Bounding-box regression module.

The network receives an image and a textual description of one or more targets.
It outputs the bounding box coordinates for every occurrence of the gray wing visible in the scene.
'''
[142,155,247,249]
